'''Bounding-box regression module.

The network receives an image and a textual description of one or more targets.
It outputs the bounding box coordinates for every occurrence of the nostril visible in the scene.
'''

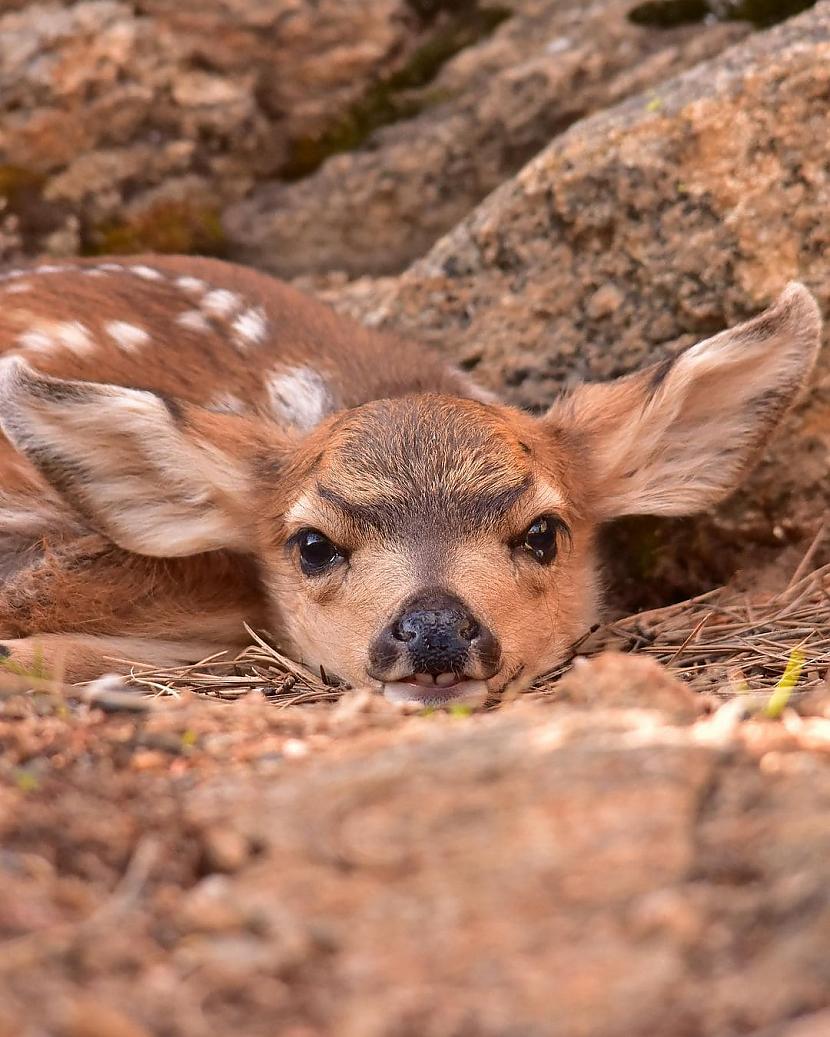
[458,616,479,642]
[392,618,415,643]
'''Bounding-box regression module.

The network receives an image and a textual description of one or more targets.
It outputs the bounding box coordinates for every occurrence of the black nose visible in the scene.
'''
[391,590,483,676]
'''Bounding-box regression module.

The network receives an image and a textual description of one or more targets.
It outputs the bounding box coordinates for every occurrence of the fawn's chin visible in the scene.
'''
[381,679,489,709]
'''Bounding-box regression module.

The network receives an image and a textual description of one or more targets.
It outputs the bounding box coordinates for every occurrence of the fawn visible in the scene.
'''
[0,256,821,705]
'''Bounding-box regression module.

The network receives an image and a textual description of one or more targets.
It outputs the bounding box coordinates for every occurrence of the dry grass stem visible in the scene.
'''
[533,561,830,704]
[5,566,828,711]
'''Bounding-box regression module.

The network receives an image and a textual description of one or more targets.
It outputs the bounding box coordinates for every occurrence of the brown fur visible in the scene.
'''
[0,256,469,409]
[256,396,598,692]
[0,258,821,689]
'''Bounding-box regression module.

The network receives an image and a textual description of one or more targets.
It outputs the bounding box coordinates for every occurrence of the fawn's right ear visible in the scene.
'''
[0,359,289,557]
[545,283,822,519]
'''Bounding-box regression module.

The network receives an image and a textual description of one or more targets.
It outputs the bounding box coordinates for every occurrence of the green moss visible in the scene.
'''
[611,516,665,583]
[282,92,423,181]
[13,768,40,793]
[0,164,67,241]
[281,4,510,181]
[389,6,510,92]
[0,165,46,207]
[628,0,709,26]
[630,0,705,25]
[407,0,484,19]
[726,0,815,25]
[629,0,816,28]
[84,200,226,258]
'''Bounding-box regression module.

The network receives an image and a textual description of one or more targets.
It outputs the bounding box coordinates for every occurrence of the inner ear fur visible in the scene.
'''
[0,358,284,557]
[544,283,822,520]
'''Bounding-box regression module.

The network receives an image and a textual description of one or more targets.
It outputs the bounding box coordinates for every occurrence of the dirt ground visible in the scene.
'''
[1,655,829,1037]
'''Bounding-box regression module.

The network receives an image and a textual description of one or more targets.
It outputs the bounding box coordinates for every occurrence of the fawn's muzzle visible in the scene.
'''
[371,588,500,680]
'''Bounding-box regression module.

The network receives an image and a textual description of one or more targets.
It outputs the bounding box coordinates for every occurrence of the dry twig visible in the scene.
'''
[5,566,828,711]
[533,562,830,704]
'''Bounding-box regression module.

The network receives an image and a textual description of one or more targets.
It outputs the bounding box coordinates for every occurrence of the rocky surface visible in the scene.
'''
[0,0,473,260]
[226,0,747,276]
[0,1,750,273]
[330,3,830,604]
[1,658,830,1037]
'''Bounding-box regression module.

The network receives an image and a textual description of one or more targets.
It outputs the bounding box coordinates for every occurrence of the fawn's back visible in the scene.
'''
[0,255,469,415]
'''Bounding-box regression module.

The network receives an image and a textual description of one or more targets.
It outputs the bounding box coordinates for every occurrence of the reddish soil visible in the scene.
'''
[1,657,829,1037]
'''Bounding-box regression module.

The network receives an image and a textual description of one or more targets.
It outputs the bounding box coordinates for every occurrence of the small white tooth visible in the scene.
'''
[435,672,459,688]
[382,680,487,709]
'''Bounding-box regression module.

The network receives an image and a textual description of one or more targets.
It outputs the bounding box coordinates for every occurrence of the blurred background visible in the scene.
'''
[0,1,813,276]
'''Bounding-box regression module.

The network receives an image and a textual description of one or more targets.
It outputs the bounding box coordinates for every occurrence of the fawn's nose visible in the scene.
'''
[388,589,492,676]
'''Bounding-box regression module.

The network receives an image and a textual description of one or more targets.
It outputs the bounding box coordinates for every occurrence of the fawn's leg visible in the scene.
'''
[0,534,269,681]
[0,634,237,683]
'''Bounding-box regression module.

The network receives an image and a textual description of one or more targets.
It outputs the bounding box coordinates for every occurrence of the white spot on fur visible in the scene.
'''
[1,269,25,280]
[83,268,106,277]
[208,392,247,414]
[33,264,62,274]
[54,321,95,356]
[176,310,211,333]
[201,289,242,317]
[105,320,150,351]
[17,330,55,354]
[4,282,32,293]
[232,306,268,349]
[267,366,332,431]
[129,264,164,281]
[99,263,126,273]
[176,276,207,294]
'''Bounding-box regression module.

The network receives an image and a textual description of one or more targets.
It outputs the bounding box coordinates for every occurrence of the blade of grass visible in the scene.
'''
[764,646,806,719]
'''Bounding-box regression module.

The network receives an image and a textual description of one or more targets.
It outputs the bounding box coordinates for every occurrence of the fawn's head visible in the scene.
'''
[0,284,821,704]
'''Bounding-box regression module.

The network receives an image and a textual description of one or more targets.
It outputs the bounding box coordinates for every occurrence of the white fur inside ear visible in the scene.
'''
[552,283,822,519]
[0,358,250,557]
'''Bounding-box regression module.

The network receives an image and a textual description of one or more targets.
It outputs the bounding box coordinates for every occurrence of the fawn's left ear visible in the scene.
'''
[545,283,822,519]
[0,358,278,556]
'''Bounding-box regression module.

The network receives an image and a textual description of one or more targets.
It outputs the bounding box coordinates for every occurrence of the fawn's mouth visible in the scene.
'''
[381,672,489,708]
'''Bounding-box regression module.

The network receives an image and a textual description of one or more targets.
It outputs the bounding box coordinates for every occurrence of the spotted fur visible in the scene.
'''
[0,257,820,690]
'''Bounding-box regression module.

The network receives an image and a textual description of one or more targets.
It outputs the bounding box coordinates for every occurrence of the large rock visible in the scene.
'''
[0,0,454,259]
[226,0,747,276]
[2,690,830,1036]
[330,3,830,603]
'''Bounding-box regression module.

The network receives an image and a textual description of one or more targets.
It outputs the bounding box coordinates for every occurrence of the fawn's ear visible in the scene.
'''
[546,283,822,519]
[0,359,278,556]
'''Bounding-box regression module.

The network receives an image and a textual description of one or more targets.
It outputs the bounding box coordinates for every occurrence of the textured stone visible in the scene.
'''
[330,4,830,601]
[4,695,830,1036]
[554,652,702,720]
[0,0,443,259]
[226,0,747,276]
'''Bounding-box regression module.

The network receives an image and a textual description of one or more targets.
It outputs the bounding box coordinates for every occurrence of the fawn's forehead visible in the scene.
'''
[290,396,555,535]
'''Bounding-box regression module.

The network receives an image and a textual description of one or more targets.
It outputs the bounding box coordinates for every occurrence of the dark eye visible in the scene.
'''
[519,515,561,565]
[295,529,345,575]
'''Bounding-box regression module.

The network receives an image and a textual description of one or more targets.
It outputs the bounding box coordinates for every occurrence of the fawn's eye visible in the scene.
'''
[518,515,561,565]
[295,529,346,575]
